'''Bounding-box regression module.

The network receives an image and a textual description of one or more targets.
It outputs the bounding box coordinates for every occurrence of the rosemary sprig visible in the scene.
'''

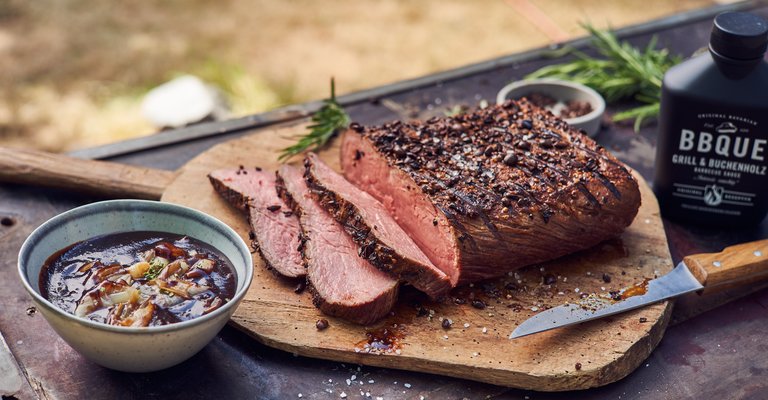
[279,78,351,161]
[527,24,680,130]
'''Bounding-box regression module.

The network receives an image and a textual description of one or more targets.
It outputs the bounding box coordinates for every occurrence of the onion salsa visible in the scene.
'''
[39,231,237,327]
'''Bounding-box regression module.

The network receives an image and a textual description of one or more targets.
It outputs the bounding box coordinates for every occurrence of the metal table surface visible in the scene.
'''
[2,2,768,399]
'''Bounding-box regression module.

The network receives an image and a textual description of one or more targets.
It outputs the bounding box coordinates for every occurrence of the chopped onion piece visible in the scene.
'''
[74,297,97,317]
[127,261,150,278]
[108,287,140,304]
[192,259,215,273]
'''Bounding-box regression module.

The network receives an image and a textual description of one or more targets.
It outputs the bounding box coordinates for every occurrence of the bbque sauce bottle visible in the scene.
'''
[654,11,768,227]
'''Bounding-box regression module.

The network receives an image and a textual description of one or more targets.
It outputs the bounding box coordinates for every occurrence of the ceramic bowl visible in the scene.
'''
[18,200,253,372]
[496,78,606,137]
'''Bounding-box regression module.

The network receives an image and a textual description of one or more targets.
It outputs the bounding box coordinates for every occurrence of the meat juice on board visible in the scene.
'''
[654,11,768,226]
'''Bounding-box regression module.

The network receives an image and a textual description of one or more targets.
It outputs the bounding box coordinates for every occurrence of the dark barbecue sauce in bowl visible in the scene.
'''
[39,231,236,327]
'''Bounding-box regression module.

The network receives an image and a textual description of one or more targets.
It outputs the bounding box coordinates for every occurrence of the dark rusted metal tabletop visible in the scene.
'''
[2,2,768,399]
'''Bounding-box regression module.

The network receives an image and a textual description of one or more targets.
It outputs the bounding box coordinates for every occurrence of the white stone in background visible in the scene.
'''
[141,75,228,129]
[0,332,23,397]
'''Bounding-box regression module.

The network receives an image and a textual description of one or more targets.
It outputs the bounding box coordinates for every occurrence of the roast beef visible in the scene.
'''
[276,164,398,325]
[340,99,641,285]
[208,168,305,279]
[304,153,451,299]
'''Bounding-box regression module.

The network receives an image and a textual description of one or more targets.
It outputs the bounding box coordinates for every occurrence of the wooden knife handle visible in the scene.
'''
[0,147,175,200]
[684,239,768,292]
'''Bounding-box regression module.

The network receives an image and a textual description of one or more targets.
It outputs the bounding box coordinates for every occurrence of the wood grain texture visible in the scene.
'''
[160,123,674,391]
[685,238,768,294]
[0,147,174,200]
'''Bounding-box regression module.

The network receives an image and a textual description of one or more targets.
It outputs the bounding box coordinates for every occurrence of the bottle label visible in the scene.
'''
[659,110,767,218]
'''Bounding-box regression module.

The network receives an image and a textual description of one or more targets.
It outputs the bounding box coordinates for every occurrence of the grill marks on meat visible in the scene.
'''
[276,164,398,325]
[304,152,451,300]
[341,99,641,284]
[208,169,305,279]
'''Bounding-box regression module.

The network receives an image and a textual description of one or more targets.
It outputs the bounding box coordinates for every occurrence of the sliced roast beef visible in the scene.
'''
[341,99,641,285]
[304,153,451,299]
[276,164,398,325]
[208,168,305,279]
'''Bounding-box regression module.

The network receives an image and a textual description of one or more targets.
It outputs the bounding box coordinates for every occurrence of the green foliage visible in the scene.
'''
[279,78,350,162]
[527,24,681,130]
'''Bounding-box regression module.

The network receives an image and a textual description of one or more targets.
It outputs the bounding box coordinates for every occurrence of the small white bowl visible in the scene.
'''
[18,200,253,372]
[496,79,606,137]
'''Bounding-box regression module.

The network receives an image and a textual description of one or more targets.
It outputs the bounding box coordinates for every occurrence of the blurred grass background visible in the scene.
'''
[0,0,724,152]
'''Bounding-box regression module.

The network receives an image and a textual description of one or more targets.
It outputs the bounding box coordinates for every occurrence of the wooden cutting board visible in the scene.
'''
[157,123,674,391]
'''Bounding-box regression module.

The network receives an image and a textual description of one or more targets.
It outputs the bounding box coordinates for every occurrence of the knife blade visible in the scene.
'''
[510,238,768,339]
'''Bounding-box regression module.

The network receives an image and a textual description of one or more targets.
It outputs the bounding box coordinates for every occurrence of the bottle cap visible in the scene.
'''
[710,12,768,60]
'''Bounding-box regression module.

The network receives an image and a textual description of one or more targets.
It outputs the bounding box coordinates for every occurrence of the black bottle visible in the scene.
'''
[654,11,768,227]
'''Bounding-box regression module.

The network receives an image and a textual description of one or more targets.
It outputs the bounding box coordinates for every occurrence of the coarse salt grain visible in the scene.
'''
[346,379,351,386]
[464,323,470,328]
[404,383,412,388]
[351,375,356,381]
[563,277,568,282]
[574,288,580,293]
[340,392,347,399]
[368,380,375,384]
[531,306,539,312]
[298,394,302,398]
[482,327,488,334]
[443,335,449,340]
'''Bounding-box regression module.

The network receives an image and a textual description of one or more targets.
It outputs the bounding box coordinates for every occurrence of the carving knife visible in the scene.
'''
[510,238,768,339]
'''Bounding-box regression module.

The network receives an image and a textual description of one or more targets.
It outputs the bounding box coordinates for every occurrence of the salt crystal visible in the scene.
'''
[340,393,347,399]
[539,267,545,272]
[574,288,580,293]
[404,383,412,388]
[376,397,384,400]
[557,291,565,295]
[531,306,539,312]
[472,352,479,357]
[298,394,303,398]
[346,379,351,386]
[463,323,471,328]
[369,380,375,384]
[351,375,357,381]
[563,277,568,282]
[586,271,592,276]
[601,287,606,291]
[482,327,488,334]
